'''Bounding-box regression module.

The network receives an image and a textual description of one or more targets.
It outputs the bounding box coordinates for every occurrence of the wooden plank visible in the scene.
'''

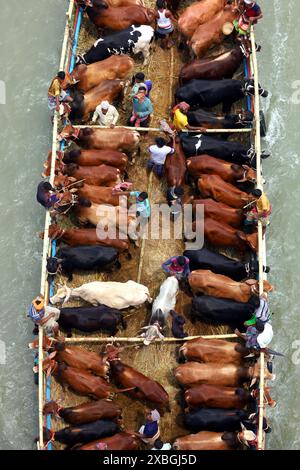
[64,334,238,344]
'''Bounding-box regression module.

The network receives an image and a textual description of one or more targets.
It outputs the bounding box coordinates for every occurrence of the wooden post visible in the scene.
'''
[72,124,252,134]
[64,334,238,345]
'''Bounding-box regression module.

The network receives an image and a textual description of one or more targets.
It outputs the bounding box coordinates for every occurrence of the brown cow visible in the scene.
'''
[187,155,257,185]
[59,125,140,155]
[70,79,124,122]
[43,399,122,425]
[188,269,273,303]
[175,361,275,388]
[165,138,187,188]
[194,217,258,253]
[41,224,131,254]
[179,337,249,365]
[179,46,244,84]
[81,1,156,31]
[189,5,238,58]
[108,348,170,413]
[63,163,122,186]
[77,432,140,450]
[77,185,128,206]
[53,363,115,399]
[50,342,110,378]
[178,0,226,40]
[173,431,247,450]
[192,199,243,229]
[63,56,134,92]
[42,151,64,177]
[198,174,255,209]
[63,149,128,170]
[184,384,253,410]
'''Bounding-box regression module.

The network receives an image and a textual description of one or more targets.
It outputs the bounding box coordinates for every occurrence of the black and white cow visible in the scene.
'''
[180,132,251,166]
[175,79,268,113]
[76,25,154,66]
[47,246,120,281]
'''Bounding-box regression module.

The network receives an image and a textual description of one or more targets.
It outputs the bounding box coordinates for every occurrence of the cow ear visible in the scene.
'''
[237,231,246,242]
[48,351,57,360]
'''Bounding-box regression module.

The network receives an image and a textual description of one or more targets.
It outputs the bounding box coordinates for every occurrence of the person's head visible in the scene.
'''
[101,100,110,115]
[256,319,265,333]
[137,192,148,202]
[174,186,184,197]
[156,0,166,9]
[251,188,262,198]
[177,256,186,266]
[144,408,153,422]
[153,439,164,449]
[244,0,256,5]
[57,71,66,81]
[43,182,53,192]
[135,72,145,83]
[155,137,167,148]
[138,86,147,94]
[178,102,190,115]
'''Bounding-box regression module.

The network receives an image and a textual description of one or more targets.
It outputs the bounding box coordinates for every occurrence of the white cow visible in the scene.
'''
[50,280,152,309]
[151,277,179,324]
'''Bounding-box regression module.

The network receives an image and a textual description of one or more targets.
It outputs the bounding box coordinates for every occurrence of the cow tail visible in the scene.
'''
[120,314,127,330]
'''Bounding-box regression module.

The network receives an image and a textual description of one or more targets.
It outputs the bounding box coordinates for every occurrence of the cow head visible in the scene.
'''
[242,79,269,98]
[233,164,257,184]
[237,231,258,253]
[105,344,123,362]
[45,224,64,242]
[75,0,94,8]
[54,174,77,190]
[58,125,80,142]
[47,257,62,276]
[33,353,58,378]
[50,285,72,306]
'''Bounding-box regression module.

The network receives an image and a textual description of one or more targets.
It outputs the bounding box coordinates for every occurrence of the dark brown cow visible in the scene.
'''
[63,149,128,170]
[175,361,275,388]
[59,125,140,155]
[70,79,124,122]
[179,46,244,84]
[76,432,140,450]
[63,163,121,186]
[80,0,156,31]
[165,138,187,188]
[188,270,273,303]
[179,337,248,365]
[50,342,110,378]
[198,174,255,209]
[53,363,115,399]
[41,224,131,253]
[43,399,122,425]
[107,348,170,413]
[194,217,258,253]
[192,199,243,229]
[190,5,238,58]
[185,384,253,410]
[187,155,257,185]
[178,0,226,39]
[63,56,134,92]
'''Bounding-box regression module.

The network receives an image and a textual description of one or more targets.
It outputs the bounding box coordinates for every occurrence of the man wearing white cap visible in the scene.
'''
[242,0,263,24]
[92,100,119,128]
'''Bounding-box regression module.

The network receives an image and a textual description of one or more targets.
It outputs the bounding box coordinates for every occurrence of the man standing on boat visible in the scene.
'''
[92,100,119,128]
[48,71,73,113]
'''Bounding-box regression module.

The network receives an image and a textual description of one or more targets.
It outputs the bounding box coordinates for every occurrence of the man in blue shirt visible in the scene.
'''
[129,87,153,128]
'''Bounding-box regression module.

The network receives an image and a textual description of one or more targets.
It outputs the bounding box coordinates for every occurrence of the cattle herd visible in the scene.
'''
[31,0,276,451]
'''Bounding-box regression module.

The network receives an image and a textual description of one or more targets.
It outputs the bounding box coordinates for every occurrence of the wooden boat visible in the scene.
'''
[35,0,269,450]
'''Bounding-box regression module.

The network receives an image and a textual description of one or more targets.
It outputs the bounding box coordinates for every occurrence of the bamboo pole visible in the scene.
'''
[250,26,266,452]
[64,334,238,344]
[73,124,252,134]
[38,0,75,450]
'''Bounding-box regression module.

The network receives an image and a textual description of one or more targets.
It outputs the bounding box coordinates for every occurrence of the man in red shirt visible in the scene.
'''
[242,0,263,24]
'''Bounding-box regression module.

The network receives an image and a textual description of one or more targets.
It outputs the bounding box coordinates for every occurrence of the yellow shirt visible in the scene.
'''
[256,192,271,214]
[173,109,188,130]
[48,78,62,97]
